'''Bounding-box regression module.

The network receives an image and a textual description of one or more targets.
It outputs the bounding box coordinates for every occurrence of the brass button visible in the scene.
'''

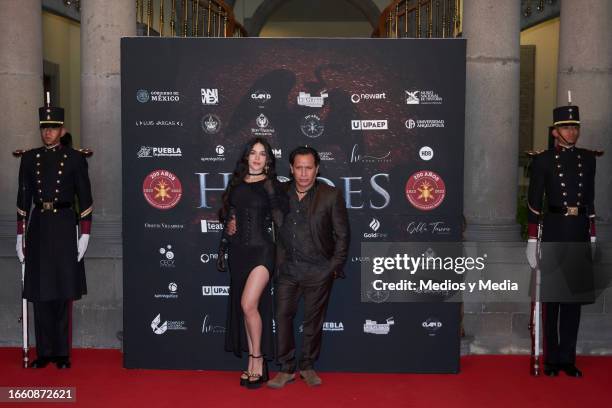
[579,173,583,177]
[561,183,566,187]
[56,180,60,184]
[58,170,62,175]
[36,171,40,175]
[563,192,567,196]
[63,154,67,158]
[578,193,582,197]
[55,189,59,193]
[36,162,40,166]
[563,201,568,206]
[54,197,58,201]
[60,162,64,167]
[577,202,581,206]
[38,189,41,193]
[577,154,581,159]
[557,164,562,169]
[579,183,583,187]
[36,154,40,158]
[555,155,559,159]
[53,209,57,213]
[37,180,41,184]
[578,163,582,168]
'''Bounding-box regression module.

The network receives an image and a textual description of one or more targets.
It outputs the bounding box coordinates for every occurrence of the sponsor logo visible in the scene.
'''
[351,256,371,263]
[137,146,182,158]
[419,146,434,161]
[406,221,451,235]
[272,148,282,159]
[251,90,271,106]
[405,119,445,129]
[136,89,149,103]
[143,170,182,210]
[319,151,334,161]
[201,219,223,233]
[201,114,221,134]
[299,321,344,333]
[200,145,226,162]
[350,144,391,163]
[422,317,443,336]
[405,90,443,105]
[137,90,180,103]
[143,222,184,230]
[151,314,187,335]
[251,113,275,136]
[363,317,395,335]
[202,314,225,334]
[351,120,388,130]
[363,217,388,239]
[135,119,184,127]
[351,92,386,103]
[202,286,230,296]
[300,114,325,138]
[365,289,390,303]
[200,253,218,263]
[405,170,446,211]
[201,88,219,105]
[154,282,179,299]
[159,244,175,268]
[297,91,328,108]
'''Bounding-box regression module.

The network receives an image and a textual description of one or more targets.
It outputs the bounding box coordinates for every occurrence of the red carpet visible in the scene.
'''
[0,348,610,408]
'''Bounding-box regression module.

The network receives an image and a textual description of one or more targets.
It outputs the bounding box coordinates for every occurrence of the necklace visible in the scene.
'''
[248,171,264,176]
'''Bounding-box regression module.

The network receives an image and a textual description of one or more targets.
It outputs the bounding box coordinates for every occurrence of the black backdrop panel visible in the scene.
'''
[121,37,466,372]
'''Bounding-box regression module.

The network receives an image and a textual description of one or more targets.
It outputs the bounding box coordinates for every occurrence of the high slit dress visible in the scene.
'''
[224,179,284,360]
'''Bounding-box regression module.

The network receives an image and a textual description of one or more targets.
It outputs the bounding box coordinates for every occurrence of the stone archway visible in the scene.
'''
[244,0,380,37]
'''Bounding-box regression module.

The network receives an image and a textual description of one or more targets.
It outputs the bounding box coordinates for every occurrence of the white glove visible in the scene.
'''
[16,234,24,263]
[526,239,538,269]
[591,236,597,261]
[77,234,90,262]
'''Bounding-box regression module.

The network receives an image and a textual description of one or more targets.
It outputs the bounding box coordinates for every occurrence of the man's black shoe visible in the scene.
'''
[561,365,582,377]
[55,357,71,369]
[30,358,51,368]
[543,364,559,377]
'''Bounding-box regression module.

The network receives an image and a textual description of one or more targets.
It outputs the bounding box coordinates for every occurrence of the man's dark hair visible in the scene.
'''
[289,145,320,166]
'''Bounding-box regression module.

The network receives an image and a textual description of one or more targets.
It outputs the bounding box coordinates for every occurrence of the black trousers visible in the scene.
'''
[543,302,581,366]
[33,300,70,359]
[275,270,333,373]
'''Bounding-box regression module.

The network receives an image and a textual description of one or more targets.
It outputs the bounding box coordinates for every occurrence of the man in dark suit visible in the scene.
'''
[16,102,93,369]
[267,146,350,388]
[526,102,597,378]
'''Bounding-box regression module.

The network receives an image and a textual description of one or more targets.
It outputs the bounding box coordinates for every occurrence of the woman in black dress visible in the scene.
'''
[217,137,286,388]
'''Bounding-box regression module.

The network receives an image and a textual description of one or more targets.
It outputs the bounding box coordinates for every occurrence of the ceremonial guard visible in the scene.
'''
[15,100,93,369]
[526,97,598,378]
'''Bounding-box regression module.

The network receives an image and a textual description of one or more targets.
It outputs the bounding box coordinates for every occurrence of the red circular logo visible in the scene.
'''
[142,170,182,210]
[405,170,446,211]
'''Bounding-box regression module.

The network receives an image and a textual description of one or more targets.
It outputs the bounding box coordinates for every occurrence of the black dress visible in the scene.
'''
[224,179,285,359]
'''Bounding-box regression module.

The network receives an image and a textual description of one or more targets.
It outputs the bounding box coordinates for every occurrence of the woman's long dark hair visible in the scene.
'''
[218,137,278,222]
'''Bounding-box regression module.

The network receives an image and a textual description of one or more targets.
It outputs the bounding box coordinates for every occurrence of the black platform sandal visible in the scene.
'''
[246,355,269,389]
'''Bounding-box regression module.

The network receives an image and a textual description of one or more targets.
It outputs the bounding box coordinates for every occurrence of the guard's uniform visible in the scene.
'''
[527,105,596,370]
[17,106,93,361]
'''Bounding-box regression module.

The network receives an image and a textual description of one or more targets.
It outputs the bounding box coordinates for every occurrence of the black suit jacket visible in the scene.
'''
[277,181,350,278]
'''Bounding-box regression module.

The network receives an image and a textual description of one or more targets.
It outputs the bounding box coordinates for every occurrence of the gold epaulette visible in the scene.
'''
[12,148,33,158]
[78,148,94,157]
[583,149,604,157]
[525,149,545,157]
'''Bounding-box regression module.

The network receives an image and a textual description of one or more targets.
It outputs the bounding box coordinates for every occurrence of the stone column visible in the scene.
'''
[0,0,43,219]
[557,0,612,241]
[81,0,135,250]
[462,0,522,241]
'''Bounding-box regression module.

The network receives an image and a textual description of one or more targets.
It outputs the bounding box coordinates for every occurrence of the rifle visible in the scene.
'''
[528,220,543,376]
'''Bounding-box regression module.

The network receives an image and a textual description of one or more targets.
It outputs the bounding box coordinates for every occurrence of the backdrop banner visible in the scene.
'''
[121,37,466,372]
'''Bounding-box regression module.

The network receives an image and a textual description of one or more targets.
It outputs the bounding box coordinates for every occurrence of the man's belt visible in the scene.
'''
[35,201,72,211]
[548,205,587,216]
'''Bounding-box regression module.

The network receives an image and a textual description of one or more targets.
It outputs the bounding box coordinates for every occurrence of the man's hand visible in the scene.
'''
[77,234,90,262]
[16,234,24,263]
[526,239,538,269]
